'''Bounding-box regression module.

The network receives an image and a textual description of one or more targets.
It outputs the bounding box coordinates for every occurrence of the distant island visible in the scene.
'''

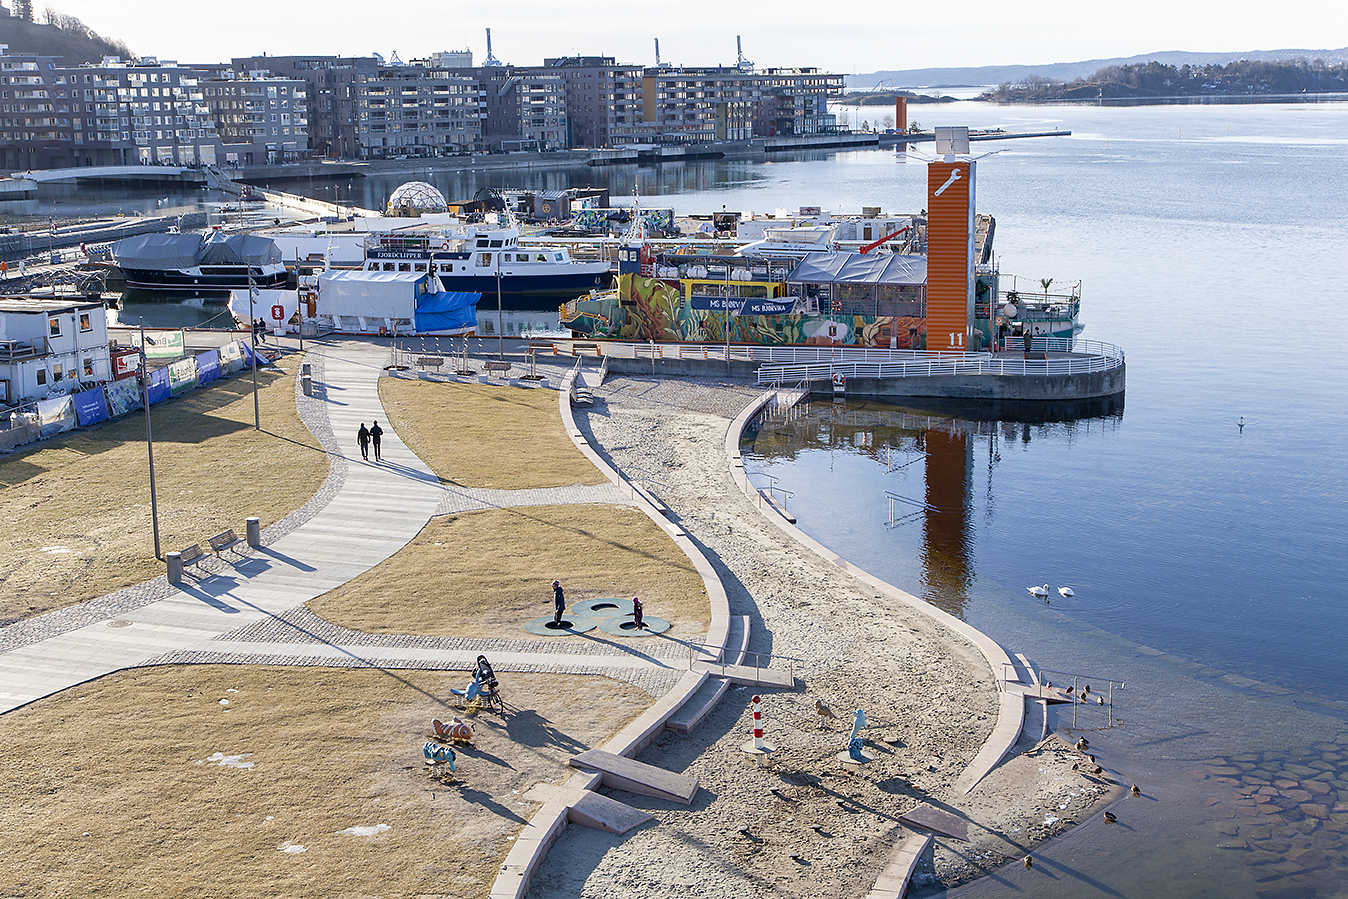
[987,59,1348,102]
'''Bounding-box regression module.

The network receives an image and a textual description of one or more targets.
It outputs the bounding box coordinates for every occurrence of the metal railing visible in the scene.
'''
[756,337,1124,385]
[684,640,801,686]
[1003,663,1126,730]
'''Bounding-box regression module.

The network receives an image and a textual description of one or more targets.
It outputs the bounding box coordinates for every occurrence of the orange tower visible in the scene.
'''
[925,127,975,352]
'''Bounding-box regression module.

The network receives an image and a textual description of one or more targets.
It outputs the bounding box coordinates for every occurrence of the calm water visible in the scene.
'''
[733,102,1348,898]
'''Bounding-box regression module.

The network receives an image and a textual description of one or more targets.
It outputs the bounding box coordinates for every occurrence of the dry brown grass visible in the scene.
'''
[0,664,650,899]
[308,504,709,639]
[378,378,604,489]
[0,356,327,625]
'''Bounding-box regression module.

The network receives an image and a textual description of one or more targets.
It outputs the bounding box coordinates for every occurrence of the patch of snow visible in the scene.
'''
[219,699,230,706]
[40,546,72,554]
[278,841,307,854]
[336,824,391,837]
[226,689,238,693]
[1042,815,1060,826]
[205,752,254,769]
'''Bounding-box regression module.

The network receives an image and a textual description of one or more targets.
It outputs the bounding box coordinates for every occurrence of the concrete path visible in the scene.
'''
[0,340,653,714]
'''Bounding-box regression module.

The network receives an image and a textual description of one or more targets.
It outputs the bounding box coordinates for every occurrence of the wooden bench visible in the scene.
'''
[417,356,444,371]
[1024,351,1048,361]
[571,342,600,357]
[208,528,244,557]
[483,360,512,375]
[178,543,206,569]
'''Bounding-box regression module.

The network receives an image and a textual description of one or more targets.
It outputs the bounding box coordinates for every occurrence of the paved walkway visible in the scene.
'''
[0,340,676,714]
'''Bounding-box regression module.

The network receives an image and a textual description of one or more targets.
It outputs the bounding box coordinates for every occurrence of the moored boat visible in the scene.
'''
[111,231,289,291]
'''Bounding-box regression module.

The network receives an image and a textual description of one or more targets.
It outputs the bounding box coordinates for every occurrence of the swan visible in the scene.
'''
[1058,586,1075,597]
[1028,584,1049,598]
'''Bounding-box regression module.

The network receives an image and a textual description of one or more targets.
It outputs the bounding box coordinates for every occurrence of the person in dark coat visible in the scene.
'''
[552,580,565,624]
[632,595,644,629]
[369,420,384,461]
[357,423,370,461]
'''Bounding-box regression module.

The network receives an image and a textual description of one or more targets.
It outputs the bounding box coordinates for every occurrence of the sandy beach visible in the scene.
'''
[528,373,1117,898]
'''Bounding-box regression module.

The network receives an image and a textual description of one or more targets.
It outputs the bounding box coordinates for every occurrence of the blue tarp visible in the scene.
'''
[240,341,256,368]
[145,367,171,405]
[196,349,221,385]
[72,387,110,427]
[414,291,481,333]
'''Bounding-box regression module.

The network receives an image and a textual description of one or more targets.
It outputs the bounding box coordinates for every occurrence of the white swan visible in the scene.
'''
[1028,584,1049,598]
[1058,586,1075,597]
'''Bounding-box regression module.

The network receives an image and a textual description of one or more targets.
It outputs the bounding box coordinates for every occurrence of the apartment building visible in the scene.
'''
[476,66,567,151]
[200,69,308,165]
[542,56,646,148]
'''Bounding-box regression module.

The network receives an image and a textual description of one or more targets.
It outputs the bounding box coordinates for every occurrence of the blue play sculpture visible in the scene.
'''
[847,709,867,762]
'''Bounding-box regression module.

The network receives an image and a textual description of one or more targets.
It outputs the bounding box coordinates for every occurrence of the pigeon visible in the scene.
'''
[1058,586,1075,597]
[1103,811,1117,824]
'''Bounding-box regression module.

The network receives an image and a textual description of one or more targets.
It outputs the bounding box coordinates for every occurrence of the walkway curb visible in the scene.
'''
[725,390,1023,796]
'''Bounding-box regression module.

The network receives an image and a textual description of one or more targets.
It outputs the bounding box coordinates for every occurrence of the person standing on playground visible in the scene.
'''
[357,423,370,461]
[369,420,383,461]
[552,580,565,624]
[632,595,645,629]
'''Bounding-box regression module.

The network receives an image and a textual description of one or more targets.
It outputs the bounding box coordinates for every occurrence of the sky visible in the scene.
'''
[29,0,1348,76]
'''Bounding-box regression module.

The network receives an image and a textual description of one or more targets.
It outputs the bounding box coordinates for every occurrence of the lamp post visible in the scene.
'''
[139,317,162,560]
[496,257,504,360]
[248,268,259,430]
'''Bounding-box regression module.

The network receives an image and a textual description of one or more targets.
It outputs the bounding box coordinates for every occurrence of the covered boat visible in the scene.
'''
[111,231,289,290]
[312,270,480,336]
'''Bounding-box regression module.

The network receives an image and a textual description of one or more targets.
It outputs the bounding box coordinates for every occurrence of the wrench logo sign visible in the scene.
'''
[934,167,964,197]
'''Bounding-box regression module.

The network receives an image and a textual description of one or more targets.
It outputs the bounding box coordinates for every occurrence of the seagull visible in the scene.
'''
[1058,586,1074,597]
[1028,584,1049,598]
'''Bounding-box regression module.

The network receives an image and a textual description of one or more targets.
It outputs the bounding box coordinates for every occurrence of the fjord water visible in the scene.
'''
[732,103,1348,897]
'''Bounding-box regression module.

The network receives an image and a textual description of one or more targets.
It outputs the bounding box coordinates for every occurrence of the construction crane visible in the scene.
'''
[483,28,502,67]
[736,36,753,72]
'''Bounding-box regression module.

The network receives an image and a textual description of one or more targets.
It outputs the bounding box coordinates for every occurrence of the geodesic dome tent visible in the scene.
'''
[387,181,448,216]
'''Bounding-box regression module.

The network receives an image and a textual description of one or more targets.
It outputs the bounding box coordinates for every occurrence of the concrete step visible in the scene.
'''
[691,659,795,689]
[567,790,654,834]
[569,749,698,804]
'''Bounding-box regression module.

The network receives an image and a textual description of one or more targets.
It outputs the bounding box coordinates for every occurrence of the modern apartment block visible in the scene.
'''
[200,69,309,165]
[542,56,647,148]
[475,66,567,151]
[1,48,223,169]
[230,55,377,160]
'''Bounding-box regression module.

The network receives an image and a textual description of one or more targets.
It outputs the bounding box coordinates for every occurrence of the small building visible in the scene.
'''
[0,297,111,406]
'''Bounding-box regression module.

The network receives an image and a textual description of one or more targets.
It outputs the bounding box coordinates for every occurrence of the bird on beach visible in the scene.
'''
[1131,784,1141,797]
[1028,584,1049,598]
[1097,696,1105,706]
[1024,855,1034,870]
[1091,766,1105,776]
[1103,811,1117,824]
[1058,586,1074,597]
[1065,686,1074,697]
[1075,737,1090,751]
[815,699,837,727]
[1082,684,1092,697]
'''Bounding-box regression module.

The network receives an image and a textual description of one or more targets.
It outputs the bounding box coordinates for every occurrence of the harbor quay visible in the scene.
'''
[0,332,1119,898]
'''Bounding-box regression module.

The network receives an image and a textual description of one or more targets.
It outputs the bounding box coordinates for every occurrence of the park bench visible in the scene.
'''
[483,360,512,375]
[178,543,206,569]
[571,342,600,356]
[208,528,244,558]
[417,356,444,372]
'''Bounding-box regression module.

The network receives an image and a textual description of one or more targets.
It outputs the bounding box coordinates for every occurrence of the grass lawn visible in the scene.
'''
[378,378,604,489]
[308,504,709,640]
[0,664,649,899]
[0,355,327,625]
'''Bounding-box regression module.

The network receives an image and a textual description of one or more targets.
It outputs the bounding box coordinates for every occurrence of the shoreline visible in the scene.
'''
[527,373,1115,898]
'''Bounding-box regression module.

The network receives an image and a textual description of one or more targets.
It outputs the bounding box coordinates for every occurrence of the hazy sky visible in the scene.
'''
[34,0,1348,75]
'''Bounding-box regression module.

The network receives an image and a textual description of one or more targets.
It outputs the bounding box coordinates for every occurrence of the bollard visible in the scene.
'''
[740,693,777,764]
[301,374,313,396]
[246,517,261,548]
[166,551,182,585]
[300,361,312,377]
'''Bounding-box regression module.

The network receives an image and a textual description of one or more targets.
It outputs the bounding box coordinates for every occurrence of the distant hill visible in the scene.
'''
[848,48,1348,90]
[0,14,134,65]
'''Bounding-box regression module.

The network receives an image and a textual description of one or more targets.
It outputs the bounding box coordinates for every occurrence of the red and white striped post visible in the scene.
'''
[741,693,776,763]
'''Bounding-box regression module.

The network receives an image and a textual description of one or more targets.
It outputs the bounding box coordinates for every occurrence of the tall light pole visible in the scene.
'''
[496,256,504,359]
[139,317,162,560]
[248,269,259,430]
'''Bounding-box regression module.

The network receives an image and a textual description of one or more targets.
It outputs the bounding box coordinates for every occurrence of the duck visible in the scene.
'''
[1028,584,1049,598]
[1023,855,1033,870]
[1130,784,1141,797]
[1075,737,1090,751]
[1058,586,1075,597]
[1103,811,1117,824]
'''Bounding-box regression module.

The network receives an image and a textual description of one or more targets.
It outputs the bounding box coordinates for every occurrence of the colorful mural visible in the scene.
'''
[565,275,927,348]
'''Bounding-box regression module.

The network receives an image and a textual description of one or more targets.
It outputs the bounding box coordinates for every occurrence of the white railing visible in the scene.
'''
[756,337,1124,384]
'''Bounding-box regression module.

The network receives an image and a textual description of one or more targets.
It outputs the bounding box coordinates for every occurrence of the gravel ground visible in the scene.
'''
[526,374,1115,899]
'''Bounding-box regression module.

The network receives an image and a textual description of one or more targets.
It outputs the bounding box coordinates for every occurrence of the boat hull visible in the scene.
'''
[434,271,610,310]
[119,267,290,292]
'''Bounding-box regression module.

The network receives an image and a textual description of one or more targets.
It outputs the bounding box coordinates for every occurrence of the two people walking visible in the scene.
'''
[356,421,384,462]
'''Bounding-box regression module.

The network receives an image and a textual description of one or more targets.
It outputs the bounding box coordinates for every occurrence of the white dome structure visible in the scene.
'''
[387,181,448,216]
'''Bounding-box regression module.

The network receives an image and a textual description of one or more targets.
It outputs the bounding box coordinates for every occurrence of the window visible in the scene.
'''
[52,363,63,381]
[37,370,47,386]
[83,358,94,376]
[79,312,92,331]
[49,317,61,336]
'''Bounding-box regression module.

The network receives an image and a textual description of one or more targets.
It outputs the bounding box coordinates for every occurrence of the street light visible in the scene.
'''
[139,317,162,560]
[248,269,259,430]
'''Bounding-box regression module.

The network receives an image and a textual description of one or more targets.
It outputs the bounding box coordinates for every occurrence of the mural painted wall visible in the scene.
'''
[568,276,926,348]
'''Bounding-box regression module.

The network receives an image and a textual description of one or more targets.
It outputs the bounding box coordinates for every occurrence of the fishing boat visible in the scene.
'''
[110,231,289,291]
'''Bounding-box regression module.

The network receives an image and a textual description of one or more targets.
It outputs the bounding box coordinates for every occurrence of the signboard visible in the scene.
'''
[926,160,975,351]
[690,296,796,316]
[72,386,110,427]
